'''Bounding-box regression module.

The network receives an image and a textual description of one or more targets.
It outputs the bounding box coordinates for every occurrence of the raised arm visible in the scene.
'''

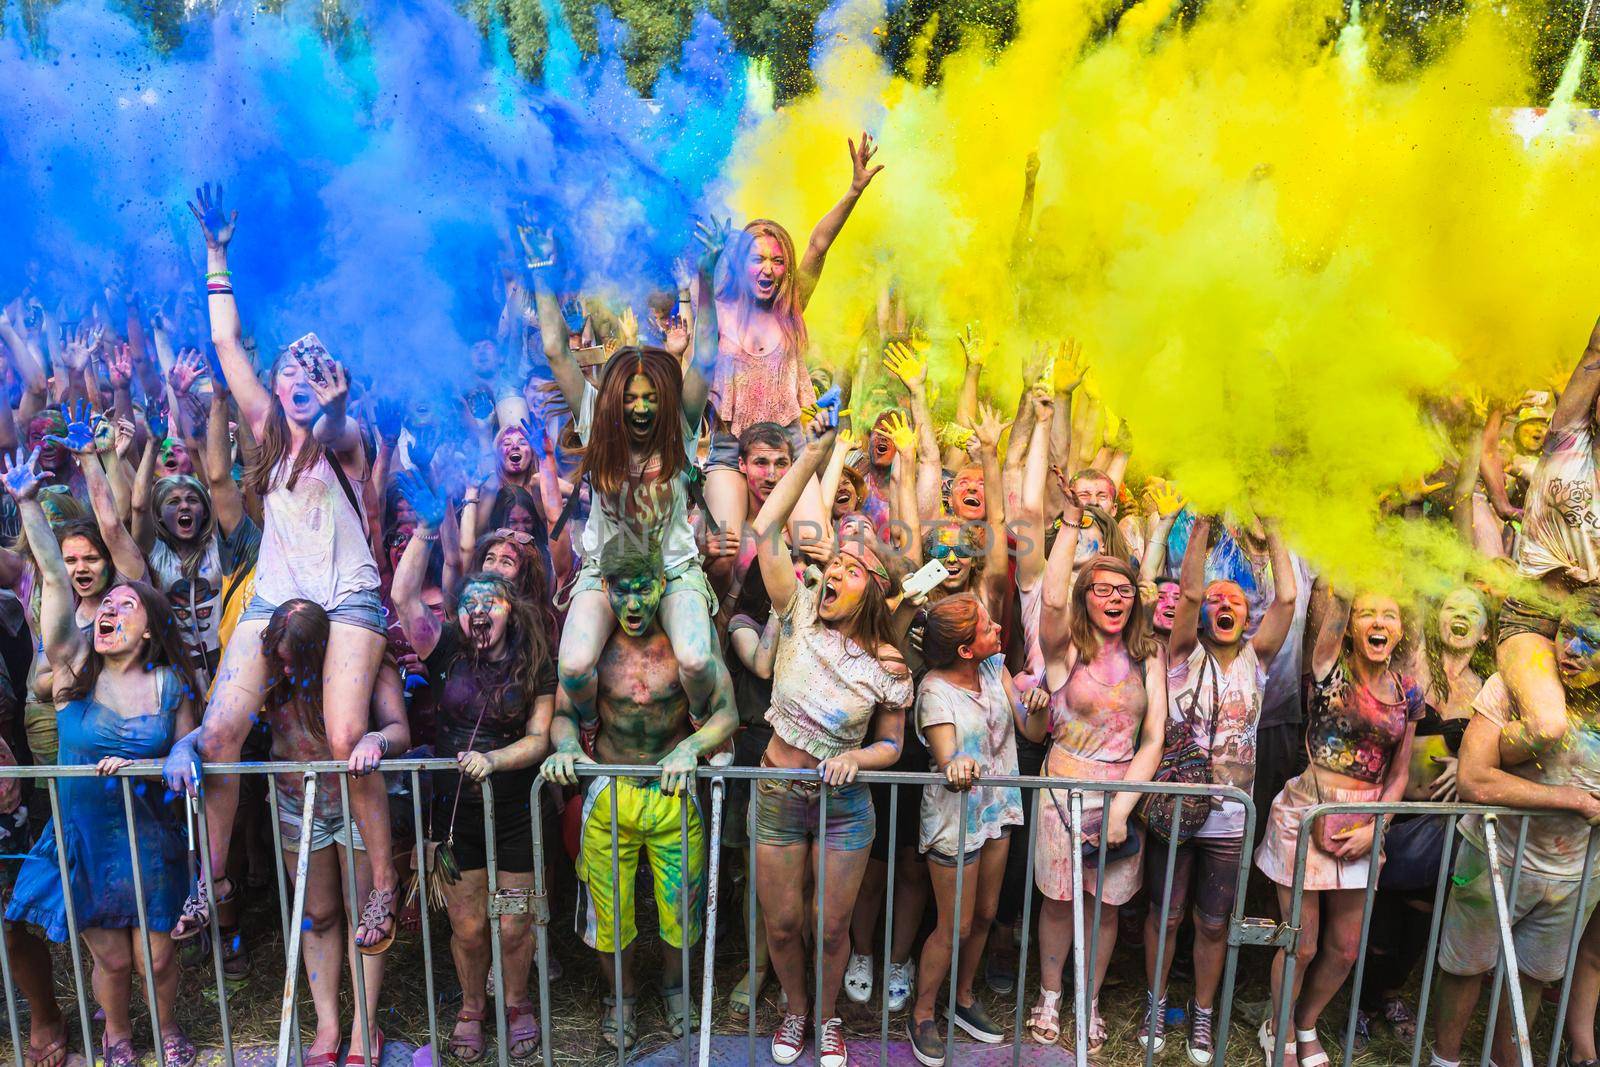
[948,327,985,468]
[389,471,445,659]
[523,231,587,418]
[66,409,148,584]
[882,341,942,517]
[1038,498,1084,678]
[1016,387,1056,591]
[3,449,89,672]
[1010,151,1040,267]
[1138,480,1184,584]
[681,218,728,425]
[1250,523,1299,662]
[1551,315,1600,433]
[970,402,1011,615]
[880,413,921,561]
[1168,514,1210,663]
[797,134,883,309]
[187,183,273,434]
[200,383,242,538]
[752,419,836,615]
[1310,590,1350,683]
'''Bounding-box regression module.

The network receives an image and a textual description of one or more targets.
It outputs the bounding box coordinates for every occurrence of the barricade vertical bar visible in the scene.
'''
[814,780,828,1059]
[47,776,96,1061]
[190,785,234,1063]
[677,791,691,1066]
[1481,815,1532,1067]
[1276,823,1316,1067]
[266,773,306,1067]
[275,774,317,1066]
[1409,814,1459,1067]
[119,777,165,1066]
[481,777,510,1067]
[746,779,758,1063]
[337,773,373,1067]
[609,775,624,1067]
[415,771,440,1067]
[1011,786,1042,1067]
[1069,790,1088,1067]
[698,771,726,1067]
[1211,791,1258,1066]
[1339,813,1388,1067]
[1145,797,1184,1067]
[0,781,23,1067]
[1481,815,1534,1067]
[528,775,554,1067]
[1546,827,1600,1067]
[1087,786,1106,1038]
[942,790,971,1059]
[879,780,898,1063]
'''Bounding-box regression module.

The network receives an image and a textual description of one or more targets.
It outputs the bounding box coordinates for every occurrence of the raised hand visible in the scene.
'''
[814,384,843,429]
[298,351,349,415]
[694,216,732,275]
[662,315,689,358]
[394,469,446,529]
[186,181,237,250]
[516,416,548,461]
[169,347,205,397]
[514,206,556,269]
[938,422,975,452]
[617,305,639,347]
[848,131,885,194]
[1051,338,1087,395]
[956,323,986,370]
[372,397,406,445]
[966,401,1012,451]
[0,447,44,501]
[61,324,102,372]
[881,411,916,456]
[1143,478,1186,520]
[105,343,135,390]
[882,341,927,392]
[48,401,96,455]
[1030,383,1055,424]
[146,402,169,445]
[409,421,443,474]
[114,417,137,460]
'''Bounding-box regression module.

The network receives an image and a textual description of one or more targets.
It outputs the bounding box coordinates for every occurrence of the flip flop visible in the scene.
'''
[447,1008,486,1064]
[22,1033,66,1067]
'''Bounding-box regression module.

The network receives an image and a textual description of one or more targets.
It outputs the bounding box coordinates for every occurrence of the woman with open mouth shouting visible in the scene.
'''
[162,183,401,960]
[751,414,913,1067]
[1,446,204,1067]
[1256,591,1423,1067]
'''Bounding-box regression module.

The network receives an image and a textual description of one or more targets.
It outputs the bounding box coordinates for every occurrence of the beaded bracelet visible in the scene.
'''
[205,270,233,279]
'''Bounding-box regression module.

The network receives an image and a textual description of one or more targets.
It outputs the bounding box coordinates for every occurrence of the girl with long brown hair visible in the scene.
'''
[161,184,400,958]
[702,135,886,544]
[528,222,736,755]
[750,415,913,1067]
[1023,530,1169,1052]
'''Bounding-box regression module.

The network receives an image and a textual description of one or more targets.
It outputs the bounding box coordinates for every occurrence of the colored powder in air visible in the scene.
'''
[726,0,1600,591]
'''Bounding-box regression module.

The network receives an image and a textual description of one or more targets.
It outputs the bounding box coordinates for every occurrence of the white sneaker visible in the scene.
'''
[844,953,874,1004]
[886,960,915,1013]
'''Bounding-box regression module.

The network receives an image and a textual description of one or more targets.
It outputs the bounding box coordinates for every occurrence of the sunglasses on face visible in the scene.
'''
[1090,583,1136,599]
[929,542,974,561]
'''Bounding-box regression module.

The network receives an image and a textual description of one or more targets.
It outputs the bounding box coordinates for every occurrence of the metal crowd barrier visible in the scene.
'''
[1,759,1595,1067]
[1272,800,1599,1067]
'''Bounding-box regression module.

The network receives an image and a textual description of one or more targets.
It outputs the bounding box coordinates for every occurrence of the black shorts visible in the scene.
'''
[870,732,928,863]
[432,795,536,874]
[1498,594,1560,645]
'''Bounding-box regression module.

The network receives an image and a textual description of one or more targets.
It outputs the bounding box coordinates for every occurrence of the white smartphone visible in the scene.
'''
[901,558,952,600]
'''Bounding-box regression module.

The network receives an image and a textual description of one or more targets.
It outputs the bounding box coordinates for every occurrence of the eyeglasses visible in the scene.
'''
[929,542,974,561]
[491,527,537,546]
[1090,583,1136,599]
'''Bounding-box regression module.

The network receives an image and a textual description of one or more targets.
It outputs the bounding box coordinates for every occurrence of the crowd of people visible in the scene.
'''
[0,137,1596,1067]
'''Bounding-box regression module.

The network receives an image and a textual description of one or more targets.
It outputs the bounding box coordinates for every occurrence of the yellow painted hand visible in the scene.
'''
[881,411,916,455]
[1143,478,1186,519]
[883,341,927,391]
[1052,338,1087,395]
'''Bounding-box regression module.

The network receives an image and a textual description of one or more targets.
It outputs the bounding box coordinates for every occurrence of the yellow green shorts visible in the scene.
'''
[575,776,705,953]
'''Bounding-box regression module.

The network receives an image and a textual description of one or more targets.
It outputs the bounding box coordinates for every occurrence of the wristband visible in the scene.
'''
[205,270,233,279]
[525,257,555,271]
[365,731,389,757]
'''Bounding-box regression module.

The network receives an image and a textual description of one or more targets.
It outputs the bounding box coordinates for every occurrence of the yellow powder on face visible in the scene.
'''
[724,0,1600,590]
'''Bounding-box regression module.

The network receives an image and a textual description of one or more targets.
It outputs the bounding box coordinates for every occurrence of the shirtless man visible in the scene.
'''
[542,539,738,1051]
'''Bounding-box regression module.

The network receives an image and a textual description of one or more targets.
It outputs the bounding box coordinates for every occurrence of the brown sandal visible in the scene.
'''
[447,1007,487,1063]
[355,887,398,956]
[170,875,234,942]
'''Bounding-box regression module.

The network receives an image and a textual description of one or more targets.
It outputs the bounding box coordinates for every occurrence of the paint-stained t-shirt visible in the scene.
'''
[1305,663,1423,785]
[915,656,1023,856]
[1167,643,1265,839]
[426,625,557,805]
[1461,673,1600,880]
[1516,422,1600,585]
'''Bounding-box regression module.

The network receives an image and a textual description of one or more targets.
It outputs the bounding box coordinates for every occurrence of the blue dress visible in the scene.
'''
[5,668,188,942]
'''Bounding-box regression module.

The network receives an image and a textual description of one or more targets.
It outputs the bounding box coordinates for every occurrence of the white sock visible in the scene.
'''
[1429,1056,1460,1067]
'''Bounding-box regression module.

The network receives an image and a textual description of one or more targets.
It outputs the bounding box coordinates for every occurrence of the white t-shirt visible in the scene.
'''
[1166,643,1265,839]
[573,382,699,571]
[915,656,1024,856]
[1515,423,1600,585]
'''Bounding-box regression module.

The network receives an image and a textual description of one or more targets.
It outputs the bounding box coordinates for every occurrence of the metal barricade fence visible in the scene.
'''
[1273,800,1600,1067]
[525,764,1258,1067]
[0,759,1595,1067]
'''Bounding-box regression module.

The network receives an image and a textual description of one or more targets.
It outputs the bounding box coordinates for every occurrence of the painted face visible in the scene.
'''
[92,584,148,657]
[1515,419,1548,455]
[1152,580,1182,634]
[159,439,192,477]
[606,570,665,637]
[61,535,111,601]
[469,340,499,377]
[1084,567,1136,636]
[740,445,792,506]
[623,372,658,442]
[1556,612,1600,687]
[951,467,985,522]
[26,416,66,475]
[1348,593,1404,666]
[159,486,207,544]
[870,415,896,468]
[837,515,871,542]
[1437,588,1489,654]
[928,536,975,592]
[746,233,787,304]
[273,356,318,424]
[481,542,523,582]
[1071,476,1118,517]
[833,477,860,519]
[1202,580,1250,645]
[384,524,414,574]
[457,581,511,653]
[820,554,872,621]
[499,426,532,475]
[964,601,1003,660]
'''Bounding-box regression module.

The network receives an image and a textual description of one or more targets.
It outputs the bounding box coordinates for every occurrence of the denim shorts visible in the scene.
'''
[753,775,875,851]
[704,420,808,473]
[240,589,387,636]
[926,827,1010,868]
[1497,594,1559,646]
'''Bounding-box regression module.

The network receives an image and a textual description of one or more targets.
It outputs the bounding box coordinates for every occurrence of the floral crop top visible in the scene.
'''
[1305,662,1424,785]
